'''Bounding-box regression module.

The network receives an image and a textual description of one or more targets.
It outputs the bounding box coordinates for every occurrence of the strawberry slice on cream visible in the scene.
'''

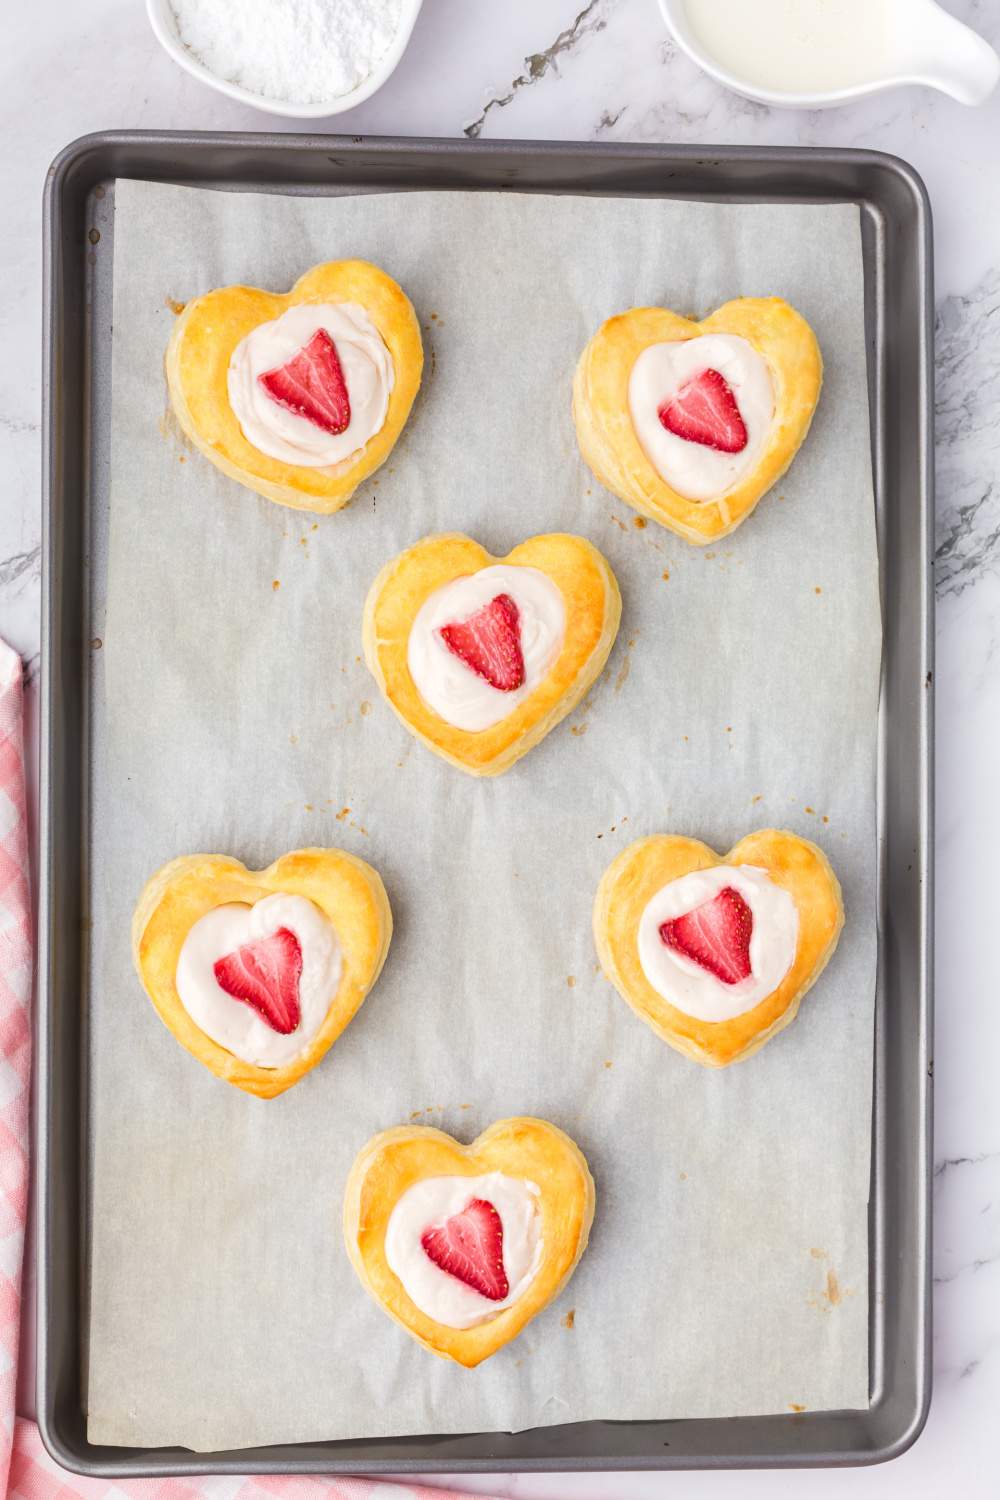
[439,593,526,692]
[384,1172,543,1329]
[637,864,798,1023]
[628,332,774,501]
[227,301,394,469]
[214,927,303,1034]
[421,1197,510,1301]
[258,327,351,436]
[658,368,748,453]
[407,564,565,732]
[175,893,341,1069]
[659,885,753,986]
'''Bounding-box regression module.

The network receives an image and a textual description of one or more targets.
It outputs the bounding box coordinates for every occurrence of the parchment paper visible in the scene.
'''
[87,180,880,1450]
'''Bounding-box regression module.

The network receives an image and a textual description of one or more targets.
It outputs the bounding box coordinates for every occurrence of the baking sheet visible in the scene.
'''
[87,180,880,1451]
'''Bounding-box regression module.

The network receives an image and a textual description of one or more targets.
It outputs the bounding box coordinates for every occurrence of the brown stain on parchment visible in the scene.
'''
[409,1103,465,1121]
[561,1309,575,1329]
[567,688,596,739]
[614,637,637,693]
[807,1249,852,1312]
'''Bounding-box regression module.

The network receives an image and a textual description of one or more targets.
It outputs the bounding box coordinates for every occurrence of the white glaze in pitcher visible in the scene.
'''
[660,0,999,108]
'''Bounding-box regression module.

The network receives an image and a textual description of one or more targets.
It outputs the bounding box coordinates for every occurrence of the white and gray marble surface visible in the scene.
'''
[5,0,999,1493]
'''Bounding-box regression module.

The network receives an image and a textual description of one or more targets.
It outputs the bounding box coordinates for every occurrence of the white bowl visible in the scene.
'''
[146,0,424,118]
[658,0,999,109]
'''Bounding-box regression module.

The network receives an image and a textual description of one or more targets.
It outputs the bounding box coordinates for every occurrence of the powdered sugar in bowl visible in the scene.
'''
[146,0,424,118]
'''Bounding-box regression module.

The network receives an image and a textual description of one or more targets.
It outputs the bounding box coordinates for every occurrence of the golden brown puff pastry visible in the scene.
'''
[593,829,843,1067]
[343,1117,595,1366]
[132,847,392,1098]
[165,260,423,514]
[573,298,822,544]
[363,532,621,776]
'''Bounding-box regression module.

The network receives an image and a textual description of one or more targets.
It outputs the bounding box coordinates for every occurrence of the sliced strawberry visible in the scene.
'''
[213,927,303,1034]
[658,368,748,453]
[258,328,351,435]
[439,592,525,692]
[659,885,753,986]
[421,1196,509,1301]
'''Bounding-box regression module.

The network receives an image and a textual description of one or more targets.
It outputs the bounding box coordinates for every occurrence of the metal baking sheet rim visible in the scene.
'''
[38,131,933,1475]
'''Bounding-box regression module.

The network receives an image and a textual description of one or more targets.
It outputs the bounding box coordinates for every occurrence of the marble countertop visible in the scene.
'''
[6,0,1000,1493]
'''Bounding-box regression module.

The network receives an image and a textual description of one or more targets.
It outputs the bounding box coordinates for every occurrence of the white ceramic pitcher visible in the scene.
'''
[659,0,1000,108]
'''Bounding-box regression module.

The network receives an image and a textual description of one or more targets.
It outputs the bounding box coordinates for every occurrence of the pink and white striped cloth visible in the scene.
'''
[0,639,493,1500]
[0,642,33,1499]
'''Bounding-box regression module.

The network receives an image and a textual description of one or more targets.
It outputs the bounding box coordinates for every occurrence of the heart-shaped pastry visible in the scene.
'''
[132,847,392,1097]
[343,1117,595,1366]
[594,829,843,1067]
[166,260,423,513]
[573,297,822,544]
[363,532,622,776]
